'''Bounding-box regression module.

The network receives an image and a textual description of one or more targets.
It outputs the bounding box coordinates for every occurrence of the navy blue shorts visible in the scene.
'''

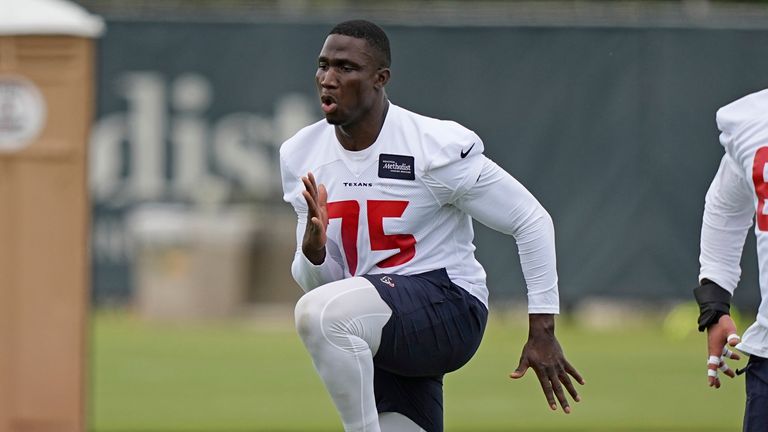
[744,354,768,432]
[362,269,488,432]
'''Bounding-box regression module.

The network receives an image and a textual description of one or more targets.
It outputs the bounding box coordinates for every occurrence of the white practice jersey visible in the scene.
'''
[281,103,559,312]
[699,88,768,357]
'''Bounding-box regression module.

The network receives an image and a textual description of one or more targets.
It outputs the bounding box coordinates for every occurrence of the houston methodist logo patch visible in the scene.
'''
[378,154,415,180]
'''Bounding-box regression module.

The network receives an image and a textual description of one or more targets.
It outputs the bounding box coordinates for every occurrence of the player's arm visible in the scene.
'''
[447,157,584,413]
[289,218,345,292]
[280,156,345,291]
[300,172,328,264]
[697,154,754,387]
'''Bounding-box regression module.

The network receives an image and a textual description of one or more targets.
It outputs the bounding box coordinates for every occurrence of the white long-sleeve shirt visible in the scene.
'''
[280,103,559,313]
[699,88,768,357]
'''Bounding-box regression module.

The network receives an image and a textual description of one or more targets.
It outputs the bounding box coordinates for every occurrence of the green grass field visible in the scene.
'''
[90,308,746,431]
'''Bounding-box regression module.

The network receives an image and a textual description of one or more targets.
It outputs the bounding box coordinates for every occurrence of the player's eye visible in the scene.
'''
[318,62,329,70]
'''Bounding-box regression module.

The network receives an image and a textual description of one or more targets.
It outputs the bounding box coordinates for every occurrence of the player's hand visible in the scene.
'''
[301,172,329,264]
[509,314,584,414]
[705,314,741,389]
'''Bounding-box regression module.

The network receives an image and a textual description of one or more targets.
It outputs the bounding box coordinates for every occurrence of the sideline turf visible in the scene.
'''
[90,310,744,431]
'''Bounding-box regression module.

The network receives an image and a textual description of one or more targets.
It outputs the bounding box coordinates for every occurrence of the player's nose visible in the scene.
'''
[317,68,339,88]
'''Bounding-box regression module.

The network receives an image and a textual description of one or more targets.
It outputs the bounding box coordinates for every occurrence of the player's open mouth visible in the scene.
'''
[320,95,338,114]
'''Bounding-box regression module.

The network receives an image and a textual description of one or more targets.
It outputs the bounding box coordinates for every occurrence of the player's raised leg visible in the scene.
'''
[294,277,392,432]
[379,412,425,432]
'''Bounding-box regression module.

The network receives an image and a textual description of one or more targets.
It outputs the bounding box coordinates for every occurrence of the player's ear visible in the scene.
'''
[374,67,390,89]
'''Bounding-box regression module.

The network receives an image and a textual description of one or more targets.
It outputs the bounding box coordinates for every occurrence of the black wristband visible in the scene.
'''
[693,279,731,332]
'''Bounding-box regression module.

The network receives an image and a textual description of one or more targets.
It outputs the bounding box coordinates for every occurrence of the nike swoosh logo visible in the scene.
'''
[460,143,476,159]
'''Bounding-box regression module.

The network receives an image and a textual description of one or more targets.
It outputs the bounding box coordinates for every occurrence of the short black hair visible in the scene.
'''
[329,20,391,68]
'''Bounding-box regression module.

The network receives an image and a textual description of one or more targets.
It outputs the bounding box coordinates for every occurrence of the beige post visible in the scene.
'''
[0,2,103,431]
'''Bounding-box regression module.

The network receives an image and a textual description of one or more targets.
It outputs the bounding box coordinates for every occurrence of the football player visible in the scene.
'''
[695,88,768,431]
[280,20,583,432]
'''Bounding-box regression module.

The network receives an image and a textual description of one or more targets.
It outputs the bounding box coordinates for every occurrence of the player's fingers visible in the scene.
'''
[727,333,741,347]
[563,360,585,385]
[707,366,719,387]
[301,189,314,209]
[509,357,529,379]
[552,383,570,413]
[710,377,721,388]
[310,216,324,231]
[707,356,722,388]
[301,180,319,213]
[707,355,719,376]
[301,175,317,195]
[707,355,720,368]
[707,336,726,361]
[716,315,739,341]
[318,184,328,209]
[559,370,580,402]
[303,175,320,207]
[722,346,741,360]
[549,370,571,413]
[302,190,320,217]
[719,361,736,378]
[533,367,558,411]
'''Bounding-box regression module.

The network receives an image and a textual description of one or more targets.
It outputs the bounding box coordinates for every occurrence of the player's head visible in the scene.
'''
[329,20,391,69]
[316,20,391,126]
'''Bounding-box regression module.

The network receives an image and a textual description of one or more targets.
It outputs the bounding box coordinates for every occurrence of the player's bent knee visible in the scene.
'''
[294,290,325,342]
[294,279,360,341]
[295,277,389,345]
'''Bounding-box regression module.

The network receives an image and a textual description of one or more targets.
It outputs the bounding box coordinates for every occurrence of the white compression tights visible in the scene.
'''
[294,277,425,432]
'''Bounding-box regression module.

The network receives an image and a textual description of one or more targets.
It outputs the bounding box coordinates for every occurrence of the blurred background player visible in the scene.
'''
[280,20,583,432]
[695,88,768,431]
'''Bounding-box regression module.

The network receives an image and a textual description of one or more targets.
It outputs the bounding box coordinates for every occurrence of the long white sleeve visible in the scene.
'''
[699,154,755,293]
[290,214,346,292]
[453,158,560,314]
[281,148,346,292]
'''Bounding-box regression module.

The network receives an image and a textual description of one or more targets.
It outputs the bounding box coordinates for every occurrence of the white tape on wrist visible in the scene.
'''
[707,369,718,378]
[708,355,721,365]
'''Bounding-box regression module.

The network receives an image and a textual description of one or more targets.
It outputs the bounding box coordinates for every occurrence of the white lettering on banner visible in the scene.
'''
[89,71,315,265]
[170,73,226,202]
[213,112,274,201]
[89,71,315,205]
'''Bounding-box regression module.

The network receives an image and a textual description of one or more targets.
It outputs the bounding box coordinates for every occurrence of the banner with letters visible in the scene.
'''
[91,20,768,308]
